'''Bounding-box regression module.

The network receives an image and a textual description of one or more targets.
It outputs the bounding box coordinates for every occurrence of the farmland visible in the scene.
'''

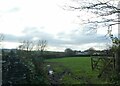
[45,57,109,84]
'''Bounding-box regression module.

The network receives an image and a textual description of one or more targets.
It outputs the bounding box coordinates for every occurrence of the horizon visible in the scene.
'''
[1,47,111,52]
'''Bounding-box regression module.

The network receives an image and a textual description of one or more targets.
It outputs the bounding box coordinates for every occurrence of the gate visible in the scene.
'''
[91,56,115,78]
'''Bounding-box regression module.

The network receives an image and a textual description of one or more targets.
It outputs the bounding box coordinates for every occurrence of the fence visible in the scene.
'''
[91,56,115,78]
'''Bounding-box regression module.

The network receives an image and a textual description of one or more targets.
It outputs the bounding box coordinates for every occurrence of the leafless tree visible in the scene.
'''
[17,40,34,60]
[36,40,47,52]
[18,39,47,54]
[66,0,120,36]
[18,40,34,52]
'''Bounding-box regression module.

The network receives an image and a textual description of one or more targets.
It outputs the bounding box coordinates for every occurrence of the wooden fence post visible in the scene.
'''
[91,57,93,70]
[115,46,120,73]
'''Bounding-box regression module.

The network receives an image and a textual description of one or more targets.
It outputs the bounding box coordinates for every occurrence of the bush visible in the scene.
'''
[2,50,49,85]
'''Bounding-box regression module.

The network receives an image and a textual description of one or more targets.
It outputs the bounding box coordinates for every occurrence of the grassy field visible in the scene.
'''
[45,57,108,84]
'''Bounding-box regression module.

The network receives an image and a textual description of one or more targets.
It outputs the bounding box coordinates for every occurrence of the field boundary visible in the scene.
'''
[91,56,115,78]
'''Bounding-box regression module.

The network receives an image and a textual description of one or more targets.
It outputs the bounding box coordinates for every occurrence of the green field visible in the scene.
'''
[45,57,108,84]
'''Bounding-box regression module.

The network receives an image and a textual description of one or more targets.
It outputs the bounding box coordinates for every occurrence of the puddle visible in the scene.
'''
[49,70,54,75]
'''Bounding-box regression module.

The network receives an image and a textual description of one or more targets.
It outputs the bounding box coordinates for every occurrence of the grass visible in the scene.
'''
[45,57,108,84]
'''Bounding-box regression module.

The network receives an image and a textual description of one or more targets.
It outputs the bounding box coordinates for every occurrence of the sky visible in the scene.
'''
[0,0,118,51]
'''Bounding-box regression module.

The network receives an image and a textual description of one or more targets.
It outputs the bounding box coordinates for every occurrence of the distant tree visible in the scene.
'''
[18,39,47,58]
[17,40,34,61]
[33,40,48,62]
[64,48,75,56]
[36,40,47,54]
[18,40,34,52]
[87,47,96,55]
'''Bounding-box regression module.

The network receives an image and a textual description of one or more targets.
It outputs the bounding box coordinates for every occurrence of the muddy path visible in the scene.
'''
[44,62,73,85]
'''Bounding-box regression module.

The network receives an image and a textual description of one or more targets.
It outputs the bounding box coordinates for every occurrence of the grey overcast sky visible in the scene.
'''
[0,0,118,51]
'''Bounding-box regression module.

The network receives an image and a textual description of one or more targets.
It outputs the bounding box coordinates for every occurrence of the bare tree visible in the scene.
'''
[18,40,34,52]
[36,40,47,52]
[66,0,120,35]
[17,40,34,60]
[17,40,36,77]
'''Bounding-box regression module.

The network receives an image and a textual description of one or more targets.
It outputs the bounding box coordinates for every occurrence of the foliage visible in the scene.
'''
[110,71,120,85]
[2,39,49,84]
[64,48,75,56]
[16,50,49,84]
[2,50,31,84]
[85,47,96,55]
[17,39,49,84]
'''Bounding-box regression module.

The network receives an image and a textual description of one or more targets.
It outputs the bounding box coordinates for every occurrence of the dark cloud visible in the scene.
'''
[4,27,55,43]
[56,30,111,46]
[0,7,20,13]
[4,27,111,50]
[9,7,20,12]
[4,34,20,42]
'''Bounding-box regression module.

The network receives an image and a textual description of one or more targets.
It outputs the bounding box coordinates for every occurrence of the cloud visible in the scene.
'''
[4,27,53,42]
[0,0,114,51]
[56,29,111,45]
[5,27,110,48]
[4,34,20,42]
[8,7,20,12]
[3,26,111,51]
[0,7,20,13]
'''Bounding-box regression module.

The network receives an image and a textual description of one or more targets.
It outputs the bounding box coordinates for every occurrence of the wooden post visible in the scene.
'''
[116,45,120,73]
[115,53,117,71]
[115,47,120,73]
[113,56,116,70]
[91,57,93,70]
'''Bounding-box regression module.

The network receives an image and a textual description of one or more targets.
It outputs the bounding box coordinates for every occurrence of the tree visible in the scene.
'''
[17,40,34,61]
[36,40,47,52]
[34,40,47,62]
[86,47,96,55]
[18,40,34,52]
[64,48,75,56]
[68,0,120,32]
